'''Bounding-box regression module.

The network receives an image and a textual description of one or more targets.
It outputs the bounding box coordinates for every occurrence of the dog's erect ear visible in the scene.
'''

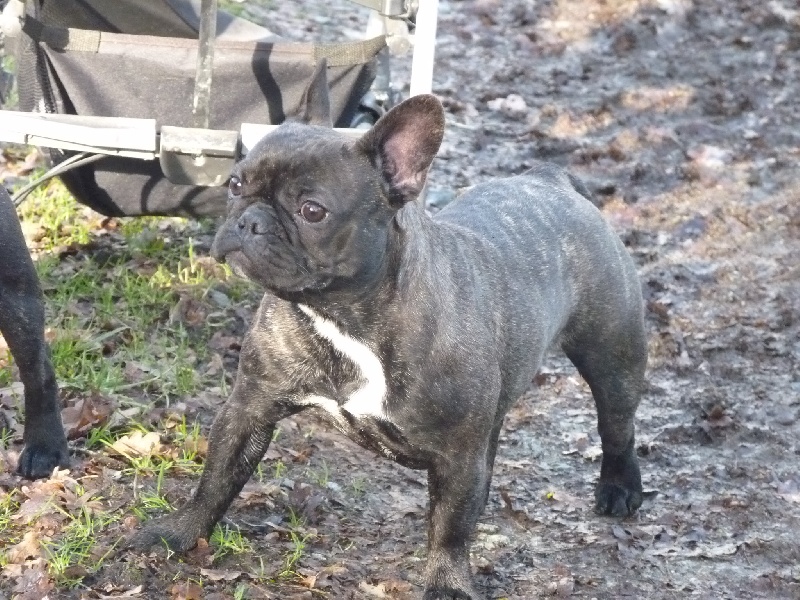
[298,58,332,127]
[357,94,445,205]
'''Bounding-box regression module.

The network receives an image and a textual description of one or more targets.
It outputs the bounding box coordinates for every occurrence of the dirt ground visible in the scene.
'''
[2,0,799,598]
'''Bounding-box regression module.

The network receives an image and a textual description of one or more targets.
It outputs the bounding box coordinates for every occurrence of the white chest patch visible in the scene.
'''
[297,304,388,421]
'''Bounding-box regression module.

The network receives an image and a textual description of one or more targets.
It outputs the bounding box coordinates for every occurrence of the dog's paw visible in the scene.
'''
[16,442,70,480]
[423,587,481,600]
[424,561,480,600]
[423,587,478,600]
[127,513,207,554]
[594,481,643,517]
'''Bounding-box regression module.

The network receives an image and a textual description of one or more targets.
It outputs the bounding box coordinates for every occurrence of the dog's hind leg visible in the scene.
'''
[562,308,647,517]
[0,188,69,478]
[478,418,505,513]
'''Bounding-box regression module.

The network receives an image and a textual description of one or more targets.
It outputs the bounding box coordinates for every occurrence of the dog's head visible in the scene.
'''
[210,60,445,297]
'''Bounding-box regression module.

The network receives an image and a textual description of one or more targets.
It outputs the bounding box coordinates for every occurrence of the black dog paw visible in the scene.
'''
[594,481,643,517]
[423,563,480,600]
[127,513,208,554]
[16,442,70,480]
[423,587,477,600]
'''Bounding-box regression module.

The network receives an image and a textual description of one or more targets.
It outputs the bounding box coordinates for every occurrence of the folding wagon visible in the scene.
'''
[0,0,439,216]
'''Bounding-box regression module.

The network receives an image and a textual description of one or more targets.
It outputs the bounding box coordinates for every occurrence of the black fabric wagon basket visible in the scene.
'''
[9,0,389,217]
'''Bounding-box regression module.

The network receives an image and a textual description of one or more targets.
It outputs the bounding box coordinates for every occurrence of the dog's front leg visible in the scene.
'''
[0,189,69,479]
[423,452,489,600]
[0,280,68,479]
[129,378,287,552]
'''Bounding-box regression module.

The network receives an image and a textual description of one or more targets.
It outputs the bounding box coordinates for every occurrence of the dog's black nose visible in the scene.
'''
[237,210,268,236]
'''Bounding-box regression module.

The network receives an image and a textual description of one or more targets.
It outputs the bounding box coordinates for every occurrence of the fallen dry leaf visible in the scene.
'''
[208,331,240,353]
[109,431,161,458]
[182,435,209,459]
[556,576,575,597]
[199,567,242,582]
[1,561,24,579]
[358,581,388,598]
[382,579,413,593]
[13,486,63,525]
[203,352,224,377]
[170,295,208,327]
[298,573,317,588]
[185,537,213,567]
[63,484,104,515]
[97,585,145,599]
[61,393,115,440]
[7,531,42,563]
[11,559,54,599]
[170,581,204,600]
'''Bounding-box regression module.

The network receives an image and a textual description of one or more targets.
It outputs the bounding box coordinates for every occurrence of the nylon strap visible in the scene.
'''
[22,17,101,52]
[314,35,386,67]
[22,16,384,65]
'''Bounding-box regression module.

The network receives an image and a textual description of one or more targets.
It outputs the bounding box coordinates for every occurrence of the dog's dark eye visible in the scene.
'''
[229,176,242,197]
[300,201,327,223]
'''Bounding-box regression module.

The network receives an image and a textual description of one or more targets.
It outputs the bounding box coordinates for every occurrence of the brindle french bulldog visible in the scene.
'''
[131,64,647,599]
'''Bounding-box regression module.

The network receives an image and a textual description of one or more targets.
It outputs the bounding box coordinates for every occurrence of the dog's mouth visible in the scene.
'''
[210,231,241,263]
[223,251,250,279]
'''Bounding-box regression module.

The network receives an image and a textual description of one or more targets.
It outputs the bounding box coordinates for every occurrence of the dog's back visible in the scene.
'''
[427,162,644,403]
[433,162,640,318]
[434,162,608,266]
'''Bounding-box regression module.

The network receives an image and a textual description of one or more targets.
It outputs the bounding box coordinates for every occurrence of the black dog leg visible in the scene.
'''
[128,379,284,551]
[0,188,69,479]
[565,327,647,517]
[423,452,489,600]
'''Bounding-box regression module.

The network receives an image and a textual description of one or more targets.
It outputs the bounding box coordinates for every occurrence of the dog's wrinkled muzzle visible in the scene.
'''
[210,220,243,262]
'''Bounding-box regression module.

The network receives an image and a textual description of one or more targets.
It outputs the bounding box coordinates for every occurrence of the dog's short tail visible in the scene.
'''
[565,172,594,204]
[524,161,600,206]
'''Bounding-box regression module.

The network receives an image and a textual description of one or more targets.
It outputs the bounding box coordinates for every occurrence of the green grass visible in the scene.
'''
[233,583,249,600]
[307,459,330,488]
[50,333,126,392]
[3,179,257,409]
[85,423,115,450]
[210,523,253,561]
[280,529,314,579]
[219,0,247,17]
[351,475,367,497]
[131,458,175,520]
[218,0,276,19]
[0,490,20,538]
[17,178,93,251]
[0,367,11,387]
[272,459,287,479]
[2,54,19,109]
[0,427,13,450]
[0,176,267,591]
[276,508,316,579]
[42,506,119,588]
